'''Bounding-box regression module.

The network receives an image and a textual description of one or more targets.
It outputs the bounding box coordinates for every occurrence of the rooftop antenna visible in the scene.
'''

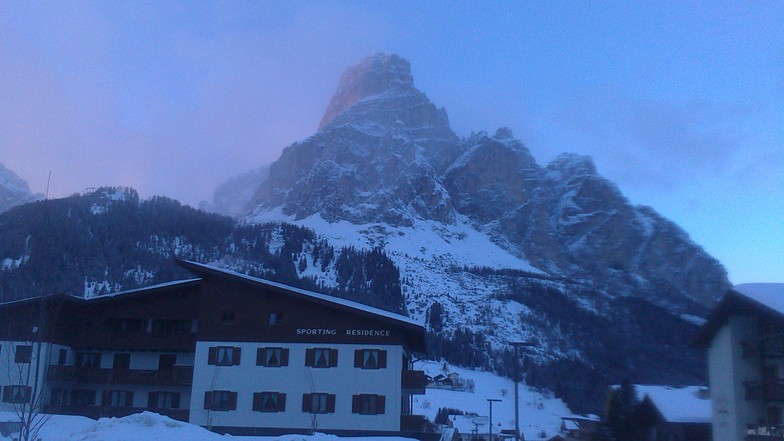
[45,171,51,200]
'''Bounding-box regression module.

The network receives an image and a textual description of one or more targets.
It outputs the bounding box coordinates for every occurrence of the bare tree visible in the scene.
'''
[3,300,53,441]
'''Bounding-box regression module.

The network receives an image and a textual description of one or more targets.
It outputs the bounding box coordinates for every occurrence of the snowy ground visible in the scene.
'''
[0,363,571,441]
[414,361,570,440]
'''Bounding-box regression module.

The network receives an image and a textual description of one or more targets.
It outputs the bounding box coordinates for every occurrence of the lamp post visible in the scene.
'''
[510,341,536,441]
[487,398,502,441]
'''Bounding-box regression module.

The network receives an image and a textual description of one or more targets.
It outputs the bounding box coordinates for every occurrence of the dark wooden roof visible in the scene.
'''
[692,287,784,348]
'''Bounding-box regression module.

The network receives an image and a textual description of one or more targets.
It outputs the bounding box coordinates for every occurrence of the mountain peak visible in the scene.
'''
[318,53,414,130]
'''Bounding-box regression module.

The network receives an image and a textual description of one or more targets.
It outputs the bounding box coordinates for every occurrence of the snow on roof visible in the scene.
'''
[636,385,711,424]
[89,278,202,300]
[179,260,423,328]
[733,283,784,315]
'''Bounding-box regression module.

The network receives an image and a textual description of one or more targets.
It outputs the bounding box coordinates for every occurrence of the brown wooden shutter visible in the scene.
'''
[376,395,386,414]
[329,349,338,367]
[208,347,217,365]
[277,393,286,411]
[326,394,336,413]
[302,393,312,412]
[252,392,262,411]
[233,347,241,365]
[280,349,289,366]
[354,350,363,368]
[148,392,157,408]
[378,350,387,368]
[228,392,237,410]
[352,395,361,413]
[172,393,180,409]
[102,390,108,406]
[126,391,134,407]
[256,348,264,366]
[204,391,213,410]
[305,349,315,367]
[2,386,9,402]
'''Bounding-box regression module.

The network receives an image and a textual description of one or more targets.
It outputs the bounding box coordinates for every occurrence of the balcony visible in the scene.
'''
[47,365,193,386]
[745,381,784,401]
[402,370,426,394]
[401,414,430,432]
[743,334,784,359]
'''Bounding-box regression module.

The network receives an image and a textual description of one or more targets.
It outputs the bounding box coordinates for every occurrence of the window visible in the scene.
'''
[253,392,286,412]
[104,390,134,408]
[58,348,67,365]
[15,345,32,363]
[208,346,241,366]
[305,348,338,368]
[158,353,177,370]
[2,386,31,404]
[153,319,191,334]
[76,352,102,368]
[203,390,237,411]
[769,406,783,427]
[113,353,131,370]
[352,394,386,415]
[354,349,387,369]
[256,347,289,367]
[105,318,144,333]
[220,311,236,325]
[148,391,180,409]
[268,312,284,326]
[301,393,335,414]
[50,388,69,406]
[71,389,97,406]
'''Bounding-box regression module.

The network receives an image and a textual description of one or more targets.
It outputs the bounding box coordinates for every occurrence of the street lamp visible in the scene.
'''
[510,341,536,441]
[487,398,502,441]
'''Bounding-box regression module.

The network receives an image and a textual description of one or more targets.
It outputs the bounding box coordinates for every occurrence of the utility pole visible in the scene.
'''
[510,341,536,441]
[487,398,501,441]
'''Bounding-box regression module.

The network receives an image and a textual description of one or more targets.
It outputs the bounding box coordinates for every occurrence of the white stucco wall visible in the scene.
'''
[0,340,51,413]
[708,316,764,441]
[189,341,404,432]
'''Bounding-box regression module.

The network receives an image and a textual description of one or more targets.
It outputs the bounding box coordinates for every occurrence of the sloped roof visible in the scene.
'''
[176,259,426,352]
[636,385,711,424]
[692,283,784,348]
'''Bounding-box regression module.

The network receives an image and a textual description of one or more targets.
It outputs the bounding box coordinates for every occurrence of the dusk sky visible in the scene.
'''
[1,1,782,284]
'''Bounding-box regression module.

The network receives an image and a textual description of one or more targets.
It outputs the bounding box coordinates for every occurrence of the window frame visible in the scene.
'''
[302,392,335,414]
[253,391,286,412]
[203,390,237,411]
[352,394,386,415]
[354,349,387,369]
[2,385,32,404]
[14,345,32,364]
[208,346,241,366]
[305,348,338,368]
[256,347,289,367]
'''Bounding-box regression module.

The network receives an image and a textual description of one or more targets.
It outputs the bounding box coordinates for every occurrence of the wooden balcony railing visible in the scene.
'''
[745,381,784,401]
[402,370,426,394]
[47,365,193,386]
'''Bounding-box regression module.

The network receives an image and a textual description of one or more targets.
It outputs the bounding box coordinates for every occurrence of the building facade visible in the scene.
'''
[693,283,784,441]
[0,260,427,435]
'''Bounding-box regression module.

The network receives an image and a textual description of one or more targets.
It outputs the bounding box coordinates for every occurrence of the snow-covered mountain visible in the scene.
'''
[231,54,730,411]
[0,163,41,213]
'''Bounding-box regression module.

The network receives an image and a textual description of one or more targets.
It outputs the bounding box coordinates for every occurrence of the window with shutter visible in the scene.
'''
[354,349,387,369]
[205,390,235,411]
[303,393,334,413]
[307,348,337,368]
[352,394,385,415]
[209,346,240,366]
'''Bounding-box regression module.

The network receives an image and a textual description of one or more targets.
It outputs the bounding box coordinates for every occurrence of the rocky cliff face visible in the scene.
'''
[244,53,729,306]
[0,163,40,213]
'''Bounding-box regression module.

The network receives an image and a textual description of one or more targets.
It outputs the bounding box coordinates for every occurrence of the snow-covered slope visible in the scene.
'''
[0,163,41,213]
